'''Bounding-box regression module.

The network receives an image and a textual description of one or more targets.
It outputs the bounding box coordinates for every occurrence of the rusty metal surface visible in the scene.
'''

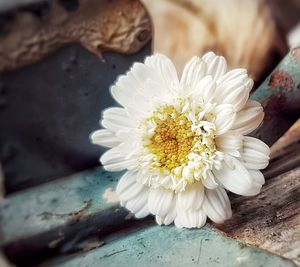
[250,47,300,146]
[0,0,152,72]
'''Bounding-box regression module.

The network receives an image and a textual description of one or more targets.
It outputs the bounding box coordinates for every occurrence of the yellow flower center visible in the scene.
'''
[146,105,202,171]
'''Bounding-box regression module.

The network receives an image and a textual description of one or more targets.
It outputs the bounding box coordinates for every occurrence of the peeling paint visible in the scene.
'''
[102,188,119,204]
[268,71,294,92]
[38,200,92,221]
[291,47,300,59]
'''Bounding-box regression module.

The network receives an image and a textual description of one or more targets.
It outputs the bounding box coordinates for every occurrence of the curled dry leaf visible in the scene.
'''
[142,0,287,81]
[0,0,152,71]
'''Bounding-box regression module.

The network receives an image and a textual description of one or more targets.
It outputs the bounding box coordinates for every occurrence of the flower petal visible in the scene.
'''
[193,75,216,103]
[181,56,206,88]
[213,155,262,196]
[202,171,219,189]
[155,199,177,226]
[202,52,227,80]
[102,107,135,132]
[116,170,144,202]
[90,129,120,148]
[175,209,207,228]
[203,186,232,224]
[145,54,179,93]
[177,182,204,211]
[248,169,265,185]
[215,132,243,157]
[134,204,150,219]
[125,187,149,218]
[232,100,264,135]
[100,146,137,171]
[214,104,236,135]
[148,188,174,217]
[221,85,249,111]
[241,137,270,169]
[217,68,247,85]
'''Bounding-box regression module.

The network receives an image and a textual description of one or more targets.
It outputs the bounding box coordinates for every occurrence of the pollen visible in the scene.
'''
[146,106,201,171]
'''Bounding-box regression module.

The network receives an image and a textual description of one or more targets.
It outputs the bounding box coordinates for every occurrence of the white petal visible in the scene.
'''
[215,132,243,157]
[217,68,247,85]
[110,74,151,112]
[134,204,150,219]
[102,107,134,132]
[232,100,264,135]
[155,199,177,226]
[244,136,270,156]
[145,54,179,93]
[100,147,137,171]
[110,84,132,109]
[177,182,204,211]
[202,52,227,80]
[175,209,207,228]
[241,137,270,169]
[214,104,236,135]
[221,85,249,111]
[193,75,216,103]
[148,188,174,217]
[125,188,149,216]
[203,187,232,224]
[202,170,219,189]
[248,170,265,185]
[116,170,144,202]
[213,155,262,196]
[181,56,206,88]
[90,129,120,148]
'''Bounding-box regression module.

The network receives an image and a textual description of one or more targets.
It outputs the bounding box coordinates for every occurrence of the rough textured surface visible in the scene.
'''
[271,118,300,158]
[142,0,286,81]
[0,0,151,72]
[250,47,300,146]
[0,167,134,266]
[1,165,299,266]
[215,167,300,266]
[41,226,295,267]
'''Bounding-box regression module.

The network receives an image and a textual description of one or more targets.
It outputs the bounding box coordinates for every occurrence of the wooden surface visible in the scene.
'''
[217,166,300,265]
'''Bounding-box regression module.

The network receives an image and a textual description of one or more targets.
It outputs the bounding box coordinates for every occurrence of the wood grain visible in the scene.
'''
[214,166,300,266]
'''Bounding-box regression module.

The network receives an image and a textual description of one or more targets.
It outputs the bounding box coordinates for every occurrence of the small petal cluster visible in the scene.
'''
[91,52,270,228]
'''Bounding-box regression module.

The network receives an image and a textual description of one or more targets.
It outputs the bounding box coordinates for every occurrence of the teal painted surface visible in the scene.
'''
[251,48,300,102]
[249,48,300,146]
[0,167,123,245]
[42,225,294,267]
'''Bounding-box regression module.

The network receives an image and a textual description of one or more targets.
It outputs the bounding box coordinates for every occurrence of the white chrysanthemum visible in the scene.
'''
[90,52,270,228]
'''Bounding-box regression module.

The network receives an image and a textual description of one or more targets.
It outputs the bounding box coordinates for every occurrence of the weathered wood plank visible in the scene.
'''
[215,167,300,266]
[41,225,295,267]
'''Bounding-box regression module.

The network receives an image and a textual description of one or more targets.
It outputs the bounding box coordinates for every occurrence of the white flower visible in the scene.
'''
[90,52,270,228]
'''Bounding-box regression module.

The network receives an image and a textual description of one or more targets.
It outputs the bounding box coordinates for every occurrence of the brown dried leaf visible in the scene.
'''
[0,0,152,71]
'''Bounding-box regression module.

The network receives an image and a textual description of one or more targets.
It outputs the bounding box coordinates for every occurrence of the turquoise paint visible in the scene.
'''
[251,48,300,102]
[42,225,294,267]
[0,167,123,245]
